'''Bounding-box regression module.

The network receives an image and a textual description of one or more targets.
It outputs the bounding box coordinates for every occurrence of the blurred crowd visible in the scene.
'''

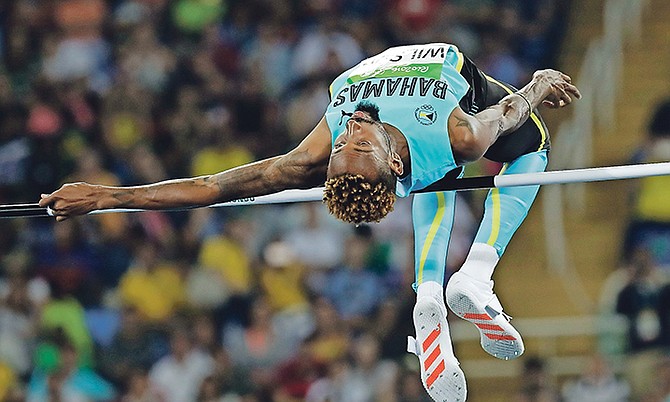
[591,97,670,402]
[0,0,576,401]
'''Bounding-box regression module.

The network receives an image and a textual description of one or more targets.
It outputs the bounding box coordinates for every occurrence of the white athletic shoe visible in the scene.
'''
[408,296,467,402]
[446,271,524,360]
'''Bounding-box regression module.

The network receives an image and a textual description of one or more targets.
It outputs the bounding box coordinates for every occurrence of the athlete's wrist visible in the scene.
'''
[515,92,532,114]
[517,76,548,110]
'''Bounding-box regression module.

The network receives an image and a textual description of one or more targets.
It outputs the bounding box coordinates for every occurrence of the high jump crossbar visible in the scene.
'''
[3,161,670,219]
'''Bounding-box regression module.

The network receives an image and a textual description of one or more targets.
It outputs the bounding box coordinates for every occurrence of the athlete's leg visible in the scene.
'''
[413,191,456,293]
[446,150,548,360]
[473,150,548,257]
[408,191,467,401]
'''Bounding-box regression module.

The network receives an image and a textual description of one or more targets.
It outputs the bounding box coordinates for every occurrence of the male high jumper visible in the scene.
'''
[40,43,580,401]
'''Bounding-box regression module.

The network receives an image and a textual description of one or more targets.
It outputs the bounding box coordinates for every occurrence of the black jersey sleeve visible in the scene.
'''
[457,54,492,115]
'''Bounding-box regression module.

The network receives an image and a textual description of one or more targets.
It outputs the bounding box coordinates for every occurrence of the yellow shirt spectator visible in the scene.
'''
[0,362,16,401]
[191,145,253,177]
[260,263,308,311]
[119,261,186,322]
[635,175,670,222]
[198,235,252,294]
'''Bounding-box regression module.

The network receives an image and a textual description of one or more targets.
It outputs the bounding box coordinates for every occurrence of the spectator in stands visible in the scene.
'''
[27,340,116,402]
[284,203,348,272]
[623,98,670,266]
[259,239,315,344]
[561,354,630,402]
[342,333,399,402]
[516,356,560,402]
[397,366,432,402]
[303,358,351,402]
[0,256,46,378]
[616,246,669,352]
[208,346,252,399]
[149,325,215,402]
[615,246,669,396]
[97,306,167,386]
[190,122,254,179]
[660,283,670,347]
[40,283,95,368]
[118,23,177,94]
[304,297,349,365]
[290,12,364,81]
[274,340,325,401]
[0,360,20,401]
[198,216,255,297]
[223,295,298,392]
[43,0,111,92]
[640,356,670,402]
[121,368,163,402]
[322,231,388,330]
[33,219,99,301]
[118,240,187,323]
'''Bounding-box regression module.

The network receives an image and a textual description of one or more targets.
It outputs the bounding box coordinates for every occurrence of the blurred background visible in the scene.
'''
[0,0,670,401]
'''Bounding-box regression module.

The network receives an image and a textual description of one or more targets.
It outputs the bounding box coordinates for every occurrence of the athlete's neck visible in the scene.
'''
[383,123,411,178]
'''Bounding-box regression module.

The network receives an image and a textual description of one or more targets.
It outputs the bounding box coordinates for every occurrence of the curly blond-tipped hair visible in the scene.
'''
[323,174,396,224]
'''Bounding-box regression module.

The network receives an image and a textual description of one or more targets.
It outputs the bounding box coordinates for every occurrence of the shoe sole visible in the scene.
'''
[446,285,524,360]
[414,297,467,402]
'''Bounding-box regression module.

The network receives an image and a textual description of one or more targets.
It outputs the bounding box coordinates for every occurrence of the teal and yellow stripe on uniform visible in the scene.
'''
[485,163,508,246]
[417,192,447,285]
[455,50,465,73]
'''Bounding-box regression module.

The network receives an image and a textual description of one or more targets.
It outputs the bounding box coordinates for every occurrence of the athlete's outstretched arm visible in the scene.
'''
[449,69,581,163]
[39,117,333,221]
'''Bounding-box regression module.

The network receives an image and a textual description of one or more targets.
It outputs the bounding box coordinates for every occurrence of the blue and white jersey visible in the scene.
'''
[325,43,470,197]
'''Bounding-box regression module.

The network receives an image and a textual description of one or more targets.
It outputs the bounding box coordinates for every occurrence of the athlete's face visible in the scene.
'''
[327,111,395,181]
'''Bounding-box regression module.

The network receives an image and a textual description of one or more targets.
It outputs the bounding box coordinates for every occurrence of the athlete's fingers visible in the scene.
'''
[561,72,572,83]
[558,88,572,103]
[560,91,572,106]
[49,207,63,216]
[55,215,69,222]
[550,85,570,106]
[566,83,582,99]
[38,193,55,208]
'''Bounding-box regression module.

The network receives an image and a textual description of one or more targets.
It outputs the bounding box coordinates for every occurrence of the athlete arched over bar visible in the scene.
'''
[40,43,580,401]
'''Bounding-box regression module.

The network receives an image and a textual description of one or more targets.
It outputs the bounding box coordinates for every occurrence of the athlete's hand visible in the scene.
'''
[39,183,102,221]
[533,69,582,108]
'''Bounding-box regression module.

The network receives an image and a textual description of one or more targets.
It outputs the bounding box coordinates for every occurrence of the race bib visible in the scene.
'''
[346,44,449,83]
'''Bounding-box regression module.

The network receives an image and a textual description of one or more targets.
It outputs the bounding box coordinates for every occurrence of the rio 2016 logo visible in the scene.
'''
[415,104,437,125]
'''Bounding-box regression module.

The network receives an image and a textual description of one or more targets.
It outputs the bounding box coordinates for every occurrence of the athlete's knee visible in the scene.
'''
[497,188,540,213]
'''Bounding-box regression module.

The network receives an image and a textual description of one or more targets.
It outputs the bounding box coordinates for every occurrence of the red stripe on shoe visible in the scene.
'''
[484,333,517,341]
[463,313,491,320]
[475,323,504,331]
[422,324,441,352]
[424,345,441,370]
[426,360,446,388]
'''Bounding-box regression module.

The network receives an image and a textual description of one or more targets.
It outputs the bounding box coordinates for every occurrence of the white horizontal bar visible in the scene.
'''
[495,161,670,188]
